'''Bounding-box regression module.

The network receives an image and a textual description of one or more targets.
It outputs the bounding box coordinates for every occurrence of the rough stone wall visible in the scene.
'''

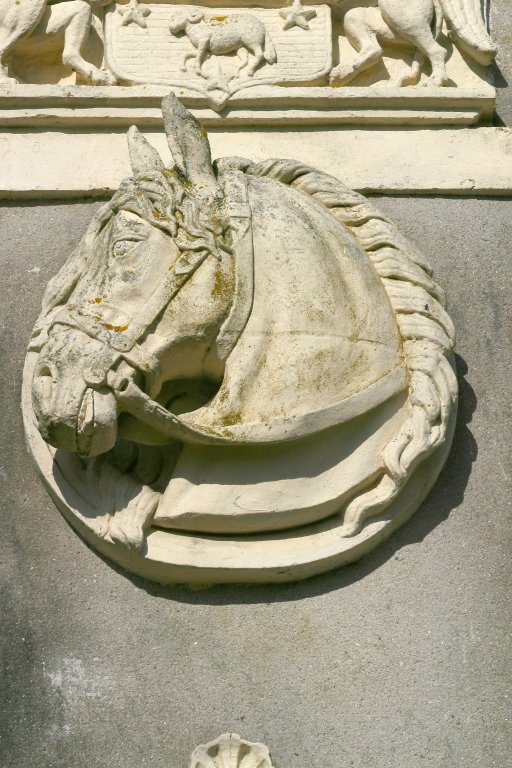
[1,197,510,768]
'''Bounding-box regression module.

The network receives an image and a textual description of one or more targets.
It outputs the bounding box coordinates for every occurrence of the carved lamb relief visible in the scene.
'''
[106,2,331,107]
[23,95,458,584]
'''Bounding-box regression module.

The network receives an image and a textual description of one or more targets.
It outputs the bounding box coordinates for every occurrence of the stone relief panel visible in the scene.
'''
[23,95,458,584]
[106,2,331,106]
[0,0,497,112]
[331,0,497,87]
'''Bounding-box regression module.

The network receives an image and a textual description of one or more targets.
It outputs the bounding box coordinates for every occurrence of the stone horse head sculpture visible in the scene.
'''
[25,95,457,583]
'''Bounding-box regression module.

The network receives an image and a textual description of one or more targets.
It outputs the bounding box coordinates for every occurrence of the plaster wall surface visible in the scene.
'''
[0,197,510,767]
[492,0,512,124]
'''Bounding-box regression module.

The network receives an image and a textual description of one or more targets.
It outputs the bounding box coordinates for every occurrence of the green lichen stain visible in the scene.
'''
[210,263,233,303]
[164,167,192,190]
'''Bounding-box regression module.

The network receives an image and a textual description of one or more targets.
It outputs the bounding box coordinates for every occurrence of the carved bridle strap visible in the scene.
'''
[47,193,225,398]
[46,307,164,398]
[110,248,212,355]
[46,171,255,445]
[108,377,236,445]
[205,169,255,371]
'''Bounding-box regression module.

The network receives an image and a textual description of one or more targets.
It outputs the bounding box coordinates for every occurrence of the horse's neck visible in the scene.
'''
[196,175,402,426]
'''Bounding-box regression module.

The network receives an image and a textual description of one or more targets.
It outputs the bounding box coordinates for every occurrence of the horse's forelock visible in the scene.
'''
[85,170,230,265]
[107,172,182,238]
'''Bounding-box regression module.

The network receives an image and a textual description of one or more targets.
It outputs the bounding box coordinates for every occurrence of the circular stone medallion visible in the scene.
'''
[23,97,457,585]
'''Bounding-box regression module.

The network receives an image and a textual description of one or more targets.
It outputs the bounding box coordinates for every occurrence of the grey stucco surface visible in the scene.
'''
[491,0,512,125]
[0,197,511,768]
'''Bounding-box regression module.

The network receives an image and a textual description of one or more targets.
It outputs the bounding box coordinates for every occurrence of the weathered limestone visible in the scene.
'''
[0,0,497,111]
[2,123,512,199]
[0,0,510,764]
[22,95,458,584]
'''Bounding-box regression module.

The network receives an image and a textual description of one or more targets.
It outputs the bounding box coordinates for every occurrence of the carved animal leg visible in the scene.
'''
[330,8,385,86]
[235,47,249,75]
[245,44,264,77]
[379,0,448,86]
[180,50,197,72]
[0,29,26,82]
[108,486,160,552]
[0,41,19,83]
[393,50,424,86]
[194,39,209,76]
[45,0,114,85]
[414,31,448,86]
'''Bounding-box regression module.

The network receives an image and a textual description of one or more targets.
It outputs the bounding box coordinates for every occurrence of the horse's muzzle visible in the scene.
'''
[32,362,118,457]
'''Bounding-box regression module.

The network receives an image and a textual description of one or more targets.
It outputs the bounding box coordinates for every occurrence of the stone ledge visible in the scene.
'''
[0,84,496,128]
[1,126,511,199]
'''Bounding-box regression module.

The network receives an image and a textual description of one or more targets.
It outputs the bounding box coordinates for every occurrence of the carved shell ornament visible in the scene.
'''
[190,734,275,768]
[23,95,458,585]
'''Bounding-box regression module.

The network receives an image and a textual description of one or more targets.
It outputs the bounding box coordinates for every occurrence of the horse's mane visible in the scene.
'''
[238,158,458,536]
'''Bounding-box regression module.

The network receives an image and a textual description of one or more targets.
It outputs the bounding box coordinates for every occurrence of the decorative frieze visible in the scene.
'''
[0,0,497,119]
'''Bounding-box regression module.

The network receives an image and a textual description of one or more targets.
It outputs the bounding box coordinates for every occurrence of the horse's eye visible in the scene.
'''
[113,240,131,257]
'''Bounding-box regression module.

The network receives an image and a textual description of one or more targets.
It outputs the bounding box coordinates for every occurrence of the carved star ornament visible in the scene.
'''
[279,0,317,30]
[119,0,151,28]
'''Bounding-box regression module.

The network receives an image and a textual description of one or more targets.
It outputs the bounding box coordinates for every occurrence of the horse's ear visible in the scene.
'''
[127,126,165,175]
[162,93,219,197]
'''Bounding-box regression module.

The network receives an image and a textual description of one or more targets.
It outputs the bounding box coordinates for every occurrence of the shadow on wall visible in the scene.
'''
[91,353,477,604]
[491,62,509,126]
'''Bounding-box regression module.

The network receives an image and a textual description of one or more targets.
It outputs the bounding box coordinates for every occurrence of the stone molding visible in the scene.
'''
[2,126,511,199]
[0,83,496,127]
[0,2,504,199]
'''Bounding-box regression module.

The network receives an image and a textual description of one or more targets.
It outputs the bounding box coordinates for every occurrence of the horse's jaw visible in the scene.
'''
[31,331,119,458]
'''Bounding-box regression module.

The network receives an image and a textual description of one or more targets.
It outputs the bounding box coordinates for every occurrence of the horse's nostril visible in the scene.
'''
[34,365,54,406]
